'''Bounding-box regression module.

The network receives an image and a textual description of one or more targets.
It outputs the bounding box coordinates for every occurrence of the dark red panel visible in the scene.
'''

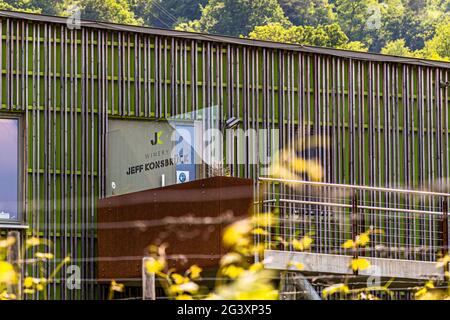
[97,176,253,281]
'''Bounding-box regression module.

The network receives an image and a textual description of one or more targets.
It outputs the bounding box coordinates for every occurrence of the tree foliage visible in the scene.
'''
[129,0,207,29]
[1,0,450,61]
[66,0,143,25]
[380,39,415,57]
[334,0,378,44]
[379,20,450,61]
[278,0,336,26]
[339,41,369,52]
[176,0,291,36]
[421,18,450,60]
[248,23,349,48]
[0,0,45,13]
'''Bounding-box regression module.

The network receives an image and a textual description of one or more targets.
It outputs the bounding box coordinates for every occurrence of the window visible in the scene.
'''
[175,124,197,184]
[0,117,20,222]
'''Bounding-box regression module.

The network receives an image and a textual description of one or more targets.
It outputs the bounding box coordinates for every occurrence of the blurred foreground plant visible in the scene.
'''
[143,213,279,300]
[0,234,70,300]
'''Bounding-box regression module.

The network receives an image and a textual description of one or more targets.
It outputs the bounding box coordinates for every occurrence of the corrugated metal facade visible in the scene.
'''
[0,10,449,299]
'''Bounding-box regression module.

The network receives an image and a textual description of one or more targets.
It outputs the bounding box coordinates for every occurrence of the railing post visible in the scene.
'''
[142,257,156,300]
[6,231,22,300]
[442,198,449,280]
[351,191,358,276]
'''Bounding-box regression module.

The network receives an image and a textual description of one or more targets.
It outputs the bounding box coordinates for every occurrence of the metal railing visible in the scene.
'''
[257,177,450,262]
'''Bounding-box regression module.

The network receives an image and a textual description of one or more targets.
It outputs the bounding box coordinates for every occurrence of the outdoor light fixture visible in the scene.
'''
[224,116,240,130]
[440,80,450,88]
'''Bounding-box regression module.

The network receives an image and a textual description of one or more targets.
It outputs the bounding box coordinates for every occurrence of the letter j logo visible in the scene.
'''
[150,131,164,145]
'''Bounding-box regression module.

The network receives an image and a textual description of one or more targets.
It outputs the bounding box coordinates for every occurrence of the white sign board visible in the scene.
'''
[106,120,176,196]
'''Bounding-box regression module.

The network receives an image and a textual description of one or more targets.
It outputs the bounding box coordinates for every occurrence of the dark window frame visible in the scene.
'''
[0,112,25,225]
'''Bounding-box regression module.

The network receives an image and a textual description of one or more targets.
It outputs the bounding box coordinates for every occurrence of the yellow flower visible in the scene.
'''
[436,255,450,269]
[416,290,446,300]
[35,252,54,260]
[0,236,16,248]
[172,273,188,285]
[23,289,35,295]
[322,283,349,298]
[176,294,193,300]
[223,219,252,247]
[235,289,279,300]
[0,291,16,300]
[342,239,355,249]
[350,258,371,271]
[273,236,288,247]
[251,243,265,255]
[249,263,264,272]
[178,282,199,293]
[204,293,221,300]
[415,287,427,299]
[0,261,17,284]
[220,253,242,266]
[252,228,268,236]
[269,163,295,180]
[24,276,34,288]
[145,257,166,274]
[170,282,199,295]
[292,236,313,251]
[287,261,304,270]
[415,282,443,300]
[222,265,245,279]
[26,237,42,247]
[110,280,124,292]
[356,233,370,246]
[425,280,435,289]
[148,245,159,254]
[252,213,276,227]
[291,158,324,182]
[169,284,182,295]
[36,283,44,291]
[187,265,202,279]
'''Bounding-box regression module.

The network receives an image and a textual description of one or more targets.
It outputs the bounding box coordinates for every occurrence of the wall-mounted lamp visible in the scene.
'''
[440,80,450,88]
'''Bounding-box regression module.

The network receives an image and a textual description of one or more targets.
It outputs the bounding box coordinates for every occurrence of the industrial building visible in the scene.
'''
[0,9,449,299]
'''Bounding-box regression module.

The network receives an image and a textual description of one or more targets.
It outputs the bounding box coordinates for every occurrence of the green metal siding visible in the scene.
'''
[0,12,449,299]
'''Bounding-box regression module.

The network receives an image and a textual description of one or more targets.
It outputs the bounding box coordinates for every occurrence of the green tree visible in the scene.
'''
[368,0,405,52]
[380,39,415,56]
[391,0,450,51]
[0,0,43,13]
[338,40,369,52]
[279,0,336,26]
[334,0,381,46]
[129,0,207,29]
[392,4,429,51]
[419,19,450,61]
[30,0,62,15]
[62,0,143,25]
[175,20,202,32]
[177,0,291,37]
[248,23,349,48]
